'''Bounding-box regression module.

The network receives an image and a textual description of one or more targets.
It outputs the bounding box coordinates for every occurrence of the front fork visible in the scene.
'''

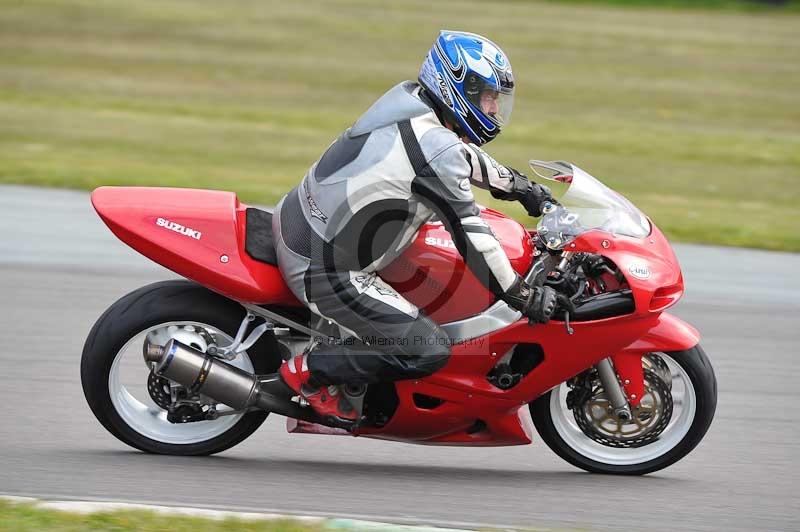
[595,353,645,421]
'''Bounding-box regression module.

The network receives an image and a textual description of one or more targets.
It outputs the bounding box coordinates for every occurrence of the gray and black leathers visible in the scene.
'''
[272,81,528,385]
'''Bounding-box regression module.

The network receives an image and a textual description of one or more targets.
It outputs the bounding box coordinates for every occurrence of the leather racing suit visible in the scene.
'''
[272,81,533,385]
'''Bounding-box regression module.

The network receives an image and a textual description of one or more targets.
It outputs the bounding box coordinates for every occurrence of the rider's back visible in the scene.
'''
[277,80,467,273]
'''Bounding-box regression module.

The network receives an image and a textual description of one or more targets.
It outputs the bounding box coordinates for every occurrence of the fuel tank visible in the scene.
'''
[380,207,534,323]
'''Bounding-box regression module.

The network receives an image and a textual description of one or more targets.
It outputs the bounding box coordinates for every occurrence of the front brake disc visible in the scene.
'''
[573,368,673,448]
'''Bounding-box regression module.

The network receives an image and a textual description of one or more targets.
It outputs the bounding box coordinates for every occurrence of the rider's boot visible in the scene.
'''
[279,354,358,425]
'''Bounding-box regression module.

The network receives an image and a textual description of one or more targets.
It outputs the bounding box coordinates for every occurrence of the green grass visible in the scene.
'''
[0,500,320,532]
[543,0,800,11]
[0,0,798,251]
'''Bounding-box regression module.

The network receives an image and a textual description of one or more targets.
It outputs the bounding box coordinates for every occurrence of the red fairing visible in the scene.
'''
[92,186,703,447]
[356,223,699,445]
[564,224,685,316]
[91,187,300,305]
[380,207,534,323]
[357,306,659,445]
[620,312,700,354]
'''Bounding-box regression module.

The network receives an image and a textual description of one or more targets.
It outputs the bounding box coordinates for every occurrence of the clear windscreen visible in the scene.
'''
[530,160,650,250]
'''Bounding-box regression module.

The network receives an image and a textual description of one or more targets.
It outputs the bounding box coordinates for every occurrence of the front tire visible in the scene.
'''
[81,280,282,456]
[530,346,717,475]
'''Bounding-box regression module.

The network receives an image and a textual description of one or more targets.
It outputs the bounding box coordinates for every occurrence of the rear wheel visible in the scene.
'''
[81,280,282,455]
[530,346,717,475]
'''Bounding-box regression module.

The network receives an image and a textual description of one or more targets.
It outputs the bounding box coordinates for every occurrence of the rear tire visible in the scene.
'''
[530,345,717,475]
[81,280,282,456]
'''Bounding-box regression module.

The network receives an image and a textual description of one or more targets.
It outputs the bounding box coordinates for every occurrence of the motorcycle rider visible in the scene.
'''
[272,30,558,424]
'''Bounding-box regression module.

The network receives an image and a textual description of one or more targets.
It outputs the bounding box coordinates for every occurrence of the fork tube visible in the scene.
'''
[556,251,575,272]
[596,357,632,421]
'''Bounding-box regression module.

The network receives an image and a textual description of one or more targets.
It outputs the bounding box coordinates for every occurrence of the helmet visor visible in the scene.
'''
[476,88,514,127]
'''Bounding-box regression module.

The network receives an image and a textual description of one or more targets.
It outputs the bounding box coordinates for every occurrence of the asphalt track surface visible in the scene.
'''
[1,185,798,531]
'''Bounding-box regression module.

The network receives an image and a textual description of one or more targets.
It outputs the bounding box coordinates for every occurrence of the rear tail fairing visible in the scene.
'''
[91,186,299,305]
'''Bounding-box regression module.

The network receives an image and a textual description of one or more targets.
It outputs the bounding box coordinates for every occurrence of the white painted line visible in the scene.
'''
[328,518,476,532]
[0,496,38,503]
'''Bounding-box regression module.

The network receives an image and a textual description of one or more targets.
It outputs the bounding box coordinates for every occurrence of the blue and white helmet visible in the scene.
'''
[419,30,515,145]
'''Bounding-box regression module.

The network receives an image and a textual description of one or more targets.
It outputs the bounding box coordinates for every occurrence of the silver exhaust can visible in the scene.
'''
[153,339,258,410]
[147,339,332,427]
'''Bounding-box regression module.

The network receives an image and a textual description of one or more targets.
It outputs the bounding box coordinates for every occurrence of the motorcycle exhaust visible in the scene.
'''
[145,339,322,423]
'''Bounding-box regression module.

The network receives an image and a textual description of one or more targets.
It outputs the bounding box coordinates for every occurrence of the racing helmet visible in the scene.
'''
[419,30,515,145]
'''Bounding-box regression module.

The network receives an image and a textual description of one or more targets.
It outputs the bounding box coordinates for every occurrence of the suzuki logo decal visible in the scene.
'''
[155,217,202,240]
[425,236,457,250]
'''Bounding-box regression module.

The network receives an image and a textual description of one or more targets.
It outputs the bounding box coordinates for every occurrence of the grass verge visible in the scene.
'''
[542,0,800,11]
[0,0,798,251]
[0,500,321,532]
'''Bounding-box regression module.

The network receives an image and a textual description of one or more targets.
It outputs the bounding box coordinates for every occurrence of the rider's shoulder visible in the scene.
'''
[410,111,462,165]
[350,81,431,136]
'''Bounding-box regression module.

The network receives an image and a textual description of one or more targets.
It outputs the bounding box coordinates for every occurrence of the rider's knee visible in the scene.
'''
[403,326,451,375]
[423,347,451,373]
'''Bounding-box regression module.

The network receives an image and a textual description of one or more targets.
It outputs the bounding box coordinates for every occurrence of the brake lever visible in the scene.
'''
[564,310,574,335]
[556,294,576,335]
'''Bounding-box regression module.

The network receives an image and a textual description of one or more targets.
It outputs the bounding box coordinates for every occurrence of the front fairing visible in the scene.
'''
[529,160,683,315]
[565,224,684,316]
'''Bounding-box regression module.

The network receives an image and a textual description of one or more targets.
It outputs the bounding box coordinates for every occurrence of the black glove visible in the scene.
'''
[524,285,558,323]
[501,276,558,324]
[520,182,555,218]
[490,167,555,217]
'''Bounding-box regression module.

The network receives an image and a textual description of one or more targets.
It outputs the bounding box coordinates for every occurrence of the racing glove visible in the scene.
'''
[489,166,555,217]
[501,275,558,324]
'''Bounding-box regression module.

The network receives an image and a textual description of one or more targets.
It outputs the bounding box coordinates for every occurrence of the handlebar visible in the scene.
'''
[566,290,635,321]
[537,201,584,251]
[539,246,634,326]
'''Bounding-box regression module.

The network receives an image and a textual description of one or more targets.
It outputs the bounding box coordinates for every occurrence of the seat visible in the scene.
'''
[245,208,278,266]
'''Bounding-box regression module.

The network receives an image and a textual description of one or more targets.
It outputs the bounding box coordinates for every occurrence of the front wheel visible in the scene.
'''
[530,346,717,475]
[81,280,282,456]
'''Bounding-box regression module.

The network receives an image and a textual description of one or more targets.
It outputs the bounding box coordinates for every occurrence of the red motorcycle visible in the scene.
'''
[82,160,716,475]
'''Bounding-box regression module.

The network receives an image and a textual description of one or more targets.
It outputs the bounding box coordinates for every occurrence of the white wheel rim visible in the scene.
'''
[108,321,255,445]
[550,353,697,466]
